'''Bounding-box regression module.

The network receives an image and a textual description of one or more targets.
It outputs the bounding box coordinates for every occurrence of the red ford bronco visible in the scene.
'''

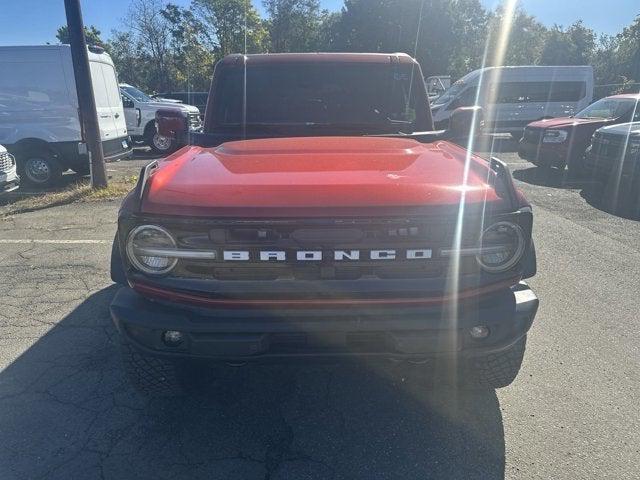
[110,53,538,396]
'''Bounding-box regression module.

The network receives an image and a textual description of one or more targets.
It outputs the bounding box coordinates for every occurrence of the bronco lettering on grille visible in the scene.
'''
[221,249,433,261]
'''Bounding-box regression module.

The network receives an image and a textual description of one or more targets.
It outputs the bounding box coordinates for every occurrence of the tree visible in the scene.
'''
[485,6,547,66]
[539,21,596,66]
[263,0,325,52]
[125,0,174,91]
[108,30,140,86]
[161,3,215,91]
[191,0,268,55]
[616,15,640,84]
[56,25,105,47]
[332,0,489,78]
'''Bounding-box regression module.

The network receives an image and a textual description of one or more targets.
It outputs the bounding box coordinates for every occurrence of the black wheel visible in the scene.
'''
[145,124,177,155]
[17,150,63,188]
[465,336,527,389]
[119,337,191,397]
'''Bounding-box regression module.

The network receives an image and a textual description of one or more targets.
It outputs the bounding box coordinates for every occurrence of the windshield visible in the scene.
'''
[120,85,151,102]
[575,97,637,119]
[211,63,428,133]
[432,81,467,106]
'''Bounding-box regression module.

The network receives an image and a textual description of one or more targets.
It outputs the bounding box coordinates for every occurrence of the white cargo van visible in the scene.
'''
[431,65,594,137]
[0,45,131,187]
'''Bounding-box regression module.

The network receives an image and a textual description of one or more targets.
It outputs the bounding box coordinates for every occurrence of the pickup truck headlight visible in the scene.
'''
[477,221,526,273]
[542,129,568,144]
[126,225,178,275]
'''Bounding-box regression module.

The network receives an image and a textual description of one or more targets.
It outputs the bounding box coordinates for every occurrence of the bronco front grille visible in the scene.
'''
[156,217,483,281]
[0,151,14,172]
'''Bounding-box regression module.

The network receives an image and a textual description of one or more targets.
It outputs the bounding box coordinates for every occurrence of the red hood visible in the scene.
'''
[141,137,504,217]
[527,117,608,130]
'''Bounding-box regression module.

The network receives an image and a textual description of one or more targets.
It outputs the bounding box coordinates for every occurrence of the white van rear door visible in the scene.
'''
[100,63,128,139]
[89,61,116,142]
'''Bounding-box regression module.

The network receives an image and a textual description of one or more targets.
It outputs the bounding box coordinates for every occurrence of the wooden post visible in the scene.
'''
[64,0,108,188]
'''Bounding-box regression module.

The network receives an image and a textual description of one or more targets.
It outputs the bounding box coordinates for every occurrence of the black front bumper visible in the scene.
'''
[110,282,538,362]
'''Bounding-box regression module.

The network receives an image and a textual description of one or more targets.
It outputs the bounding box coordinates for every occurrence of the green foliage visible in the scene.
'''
[59,1,640,97]
[539,21,596,66]
[191,0,268,55]
[56,25,105,47]
[264,0,327,52]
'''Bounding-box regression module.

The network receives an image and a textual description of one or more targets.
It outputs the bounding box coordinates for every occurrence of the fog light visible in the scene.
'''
[163,330,184,346]
[469,325,490,339]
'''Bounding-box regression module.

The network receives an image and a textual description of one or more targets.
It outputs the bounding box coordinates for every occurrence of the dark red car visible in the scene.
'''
[518,94,640,171]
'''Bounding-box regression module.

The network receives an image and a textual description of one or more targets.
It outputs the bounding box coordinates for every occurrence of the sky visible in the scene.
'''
[0,0,636,46]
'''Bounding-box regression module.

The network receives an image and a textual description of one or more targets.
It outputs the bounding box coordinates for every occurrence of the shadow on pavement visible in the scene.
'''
[514,167,640,220]
[0,286,505,480]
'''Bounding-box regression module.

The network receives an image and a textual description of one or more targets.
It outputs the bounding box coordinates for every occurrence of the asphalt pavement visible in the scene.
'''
[0,140,638,479]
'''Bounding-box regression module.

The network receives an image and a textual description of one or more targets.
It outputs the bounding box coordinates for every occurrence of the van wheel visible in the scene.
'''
[18,151,63,188]
[145,124,176,155]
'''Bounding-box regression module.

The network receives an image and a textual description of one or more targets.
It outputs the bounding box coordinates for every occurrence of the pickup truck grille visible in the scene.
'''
[591,132,626,160]
[0,151,15,172]
[188,112,203,131]
[160,217,482,281]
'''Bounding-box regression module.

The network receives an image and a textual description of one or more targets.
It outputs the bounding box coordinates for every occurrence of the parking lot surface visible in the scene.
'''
[1,141,639,479]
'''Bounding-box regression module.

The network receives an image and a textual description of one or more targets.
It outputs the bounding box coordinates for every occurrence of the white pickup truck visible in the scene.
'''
[119,83,202,154]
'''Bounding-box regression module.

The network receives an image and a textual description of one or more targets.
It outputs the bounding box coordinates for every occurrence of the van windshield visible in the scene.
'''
[211,63,429,133]
[121,85,152,103]
[575,97,638,120]
[431,81,466,106]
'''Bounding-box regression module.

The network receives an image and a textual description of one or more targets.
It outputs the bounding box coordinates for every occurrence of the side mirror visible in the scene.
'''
[447,106,483,139]
[156,108,188,139]
[122,96,134,109]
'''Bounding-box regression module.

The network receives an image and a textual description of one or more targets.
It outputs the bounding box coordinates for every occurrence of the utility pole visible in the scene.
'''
[64,0,108,188]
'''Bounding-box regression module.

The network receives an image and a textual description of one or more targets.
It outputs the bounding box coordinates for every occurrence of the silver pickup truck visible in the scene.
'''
[119,83,202,154]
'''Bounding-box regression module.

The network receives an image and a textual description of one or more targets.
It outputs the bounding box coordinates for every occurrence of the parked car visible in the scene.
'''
[0,45,132,188]
[110,53,539,397]
[119,84,202,154]
[0,144,19,193]
[153,91,208,117]
[584,122,640,216]
[431,65,594,137]
[518,94,640,171]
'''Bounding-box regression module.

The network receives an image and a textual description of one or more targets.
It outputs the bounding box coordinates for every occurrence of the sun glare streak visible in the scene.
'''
[606,98,640,210]
[445,0,519,380]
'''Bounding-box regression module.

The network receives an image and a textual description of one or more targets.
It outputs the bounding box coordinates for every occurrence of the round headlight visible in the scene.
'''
[477,221,525,273]
[126,225,178,275]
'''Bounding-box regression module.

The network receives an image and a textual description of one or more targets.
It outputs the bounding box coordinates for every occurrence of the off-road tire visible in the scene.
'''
[467,336,527,389]
[119,337,188,397]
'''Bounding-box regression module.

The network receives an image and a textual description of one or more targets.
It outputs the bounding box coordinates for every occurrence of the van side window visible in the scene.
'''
[491,81,586,104]
[0,62,68,108]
